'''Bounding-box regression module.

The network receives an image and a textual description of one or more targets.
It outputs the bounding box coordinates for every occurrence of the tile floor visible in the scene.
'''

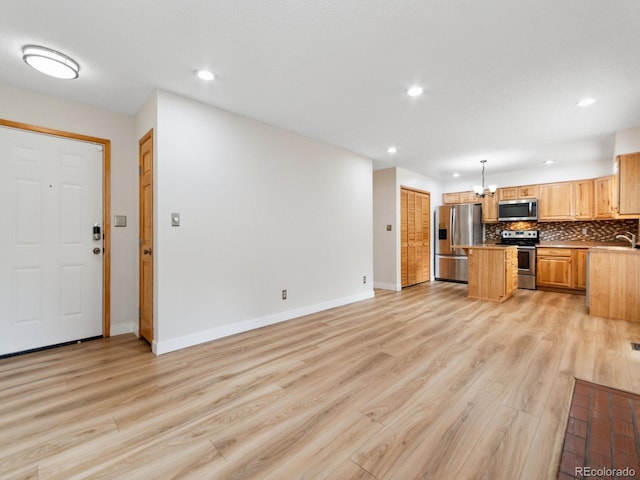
[559,379,640,479]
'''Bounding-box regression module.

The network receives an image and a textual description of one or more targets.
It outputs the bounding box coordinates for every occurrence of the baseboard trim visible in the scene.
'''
[153,290,375,355]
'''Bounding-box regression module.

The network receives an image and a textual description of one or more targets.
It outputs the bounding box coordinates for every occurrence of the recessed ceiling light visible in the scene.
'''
[196,70,215,81]
[543,159,555,165]
[452,173,460,178]
[22,45,79,79]
[387,146,397,154]
[407,86,423,97]
[576,97,596,107]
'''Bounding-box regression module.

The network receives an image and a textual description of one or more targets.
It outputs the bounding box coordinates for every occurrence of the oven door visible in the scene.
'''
[517,246,536,275]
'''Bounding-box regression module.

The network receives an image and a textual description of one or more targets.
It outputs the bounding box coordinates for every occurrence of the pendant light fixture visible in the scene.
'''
[22,45,80,80]
[473,160,497,198]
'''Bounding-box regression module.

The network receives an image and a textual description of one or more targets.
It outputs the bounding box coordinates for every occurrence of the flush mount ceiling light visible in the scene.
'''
[577,97,596,107]
[543,159,555,165]
[195,69,215,81]
[22,45,79,79]
[452,173,460,178]
[473,160,497,198]
[387,146,397,154]
[407,86,423,97]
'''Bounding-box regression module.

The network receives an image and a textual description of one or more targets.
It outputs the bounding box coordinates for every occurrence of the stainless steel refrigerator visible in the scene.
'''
[435,204,483,283]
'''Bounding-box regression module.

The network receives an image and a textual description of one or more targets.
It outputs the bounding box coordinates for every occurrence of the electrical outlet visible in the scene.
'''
[282,289,287,300]
[363,276,367,284]
[582,227,588,235]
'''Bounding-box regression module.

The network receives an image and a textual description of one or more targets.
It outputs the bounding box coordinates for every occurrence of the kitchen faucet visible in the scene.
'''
[615,231,637,248]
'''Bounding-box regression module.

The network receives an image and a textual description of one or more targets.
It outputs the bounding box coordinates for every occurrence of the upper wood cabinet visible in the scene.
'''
[617,153,640,215]
[442,190,479,205]
[538,179,595,221]
[442,192,460,205]
[594,175,616,219]
[459,191,478,203]
[498,185,538,201]
[539,182,574,221]
[481,191,498,223]
[573,179,594,220]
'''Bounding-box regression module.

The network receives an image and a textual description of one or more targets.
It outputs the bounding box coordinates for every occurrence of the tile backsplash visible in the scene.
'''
[484,219,640,242]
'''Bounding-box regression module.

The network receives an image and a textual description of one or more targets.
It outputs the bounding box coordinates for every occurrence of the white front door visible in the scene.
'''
[0,126,103,356]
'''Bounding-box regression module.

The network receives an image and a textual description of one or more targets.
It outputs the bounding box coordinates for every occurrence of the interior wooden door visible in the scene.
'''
[139,130,154,344]
[400,187,430,288]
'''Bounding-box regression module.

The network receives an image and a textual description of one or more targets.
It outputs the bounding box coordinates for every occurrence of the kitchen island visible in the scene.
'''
[588,246,640,322]
[454,245,518,302]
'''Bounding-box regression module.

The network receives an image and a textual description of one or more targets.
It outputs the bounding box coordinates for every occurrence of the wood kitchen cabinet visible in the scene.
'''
[464,246,517,302]
[616,152,640,215]
[499,185,538,201]
[538,180,594,221]
[442,191,478,205]
[572,249,588,290]
[539,182,574,221]
[442,192,460,205]
[589,247,640,322]
[573,179,594,220]
[594,175,616,219]
[481,190,498,223]
[536,248,572,288]
[536,247,587,292]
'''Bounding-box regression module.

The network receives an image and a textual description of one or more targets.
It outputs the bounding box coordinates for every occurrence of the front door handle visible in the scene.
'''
[143,248,153,255]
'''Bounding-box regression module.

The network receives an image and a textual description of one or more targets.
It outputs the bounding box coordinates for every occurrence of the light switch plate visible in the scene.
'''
[114,215,127,227]
[171,213,180,227]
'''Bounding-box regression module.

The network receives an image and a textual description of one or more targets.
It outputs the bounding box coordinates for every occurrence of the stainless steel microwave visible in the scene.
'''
[498,199,538,221]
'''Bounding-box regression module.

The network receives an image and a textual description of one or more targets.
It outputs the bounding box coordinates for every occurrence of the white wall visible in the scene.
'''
[373,168,397,290]
[153,90,373,354]
[615,126,640,156]
[372,167,442,291]
[0,83,138,335]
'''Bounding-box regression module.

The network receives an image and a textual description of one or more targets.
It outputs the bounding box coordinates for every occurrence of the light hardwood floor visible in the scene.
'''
[1,282,639,479]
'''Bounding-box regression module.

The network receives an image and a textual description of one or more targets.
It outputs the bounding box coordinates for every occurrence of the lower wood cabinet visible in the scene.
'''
[536,247,587,292]
[589,248,640,322]
[466,246,517,302]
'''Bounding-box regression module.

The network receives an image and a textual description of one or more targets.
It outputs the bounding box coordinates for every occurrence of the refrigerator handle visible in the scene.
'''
[450,207,456,246]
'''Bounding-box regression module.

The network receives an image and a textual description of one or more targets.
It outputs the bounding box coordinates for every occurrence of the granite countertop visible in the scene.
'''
[537,240,631,248]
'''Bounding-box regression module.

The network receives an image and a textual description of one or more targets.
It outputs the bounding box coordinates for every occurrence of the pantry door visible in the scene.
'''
[0,123,108,356]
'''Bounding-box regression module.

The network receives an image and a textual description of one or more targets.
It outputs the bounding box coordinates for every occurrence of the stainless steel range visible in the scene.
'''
[497,230,539,290]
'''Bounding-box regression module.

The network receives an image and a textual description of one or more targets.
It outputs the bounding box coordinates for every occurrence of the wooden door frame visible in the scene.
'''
[0,119,112,336]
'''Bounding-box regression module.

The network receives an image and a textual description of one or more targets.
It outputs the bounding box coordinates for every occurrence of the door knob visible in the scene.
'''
[93,247,102,255]
[143,248,153,255]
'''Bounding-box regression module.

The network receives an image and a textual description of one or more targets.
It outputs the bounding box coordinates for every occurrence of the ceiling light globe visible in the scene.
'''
[577,98,596,107]
[407,86,423,97]
[196,70,215,81]
[23,45,79,79]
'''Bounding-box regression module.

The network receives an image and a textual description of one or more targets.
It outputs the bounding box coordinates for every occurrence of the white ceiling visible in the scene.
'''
[2,0,640,181]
